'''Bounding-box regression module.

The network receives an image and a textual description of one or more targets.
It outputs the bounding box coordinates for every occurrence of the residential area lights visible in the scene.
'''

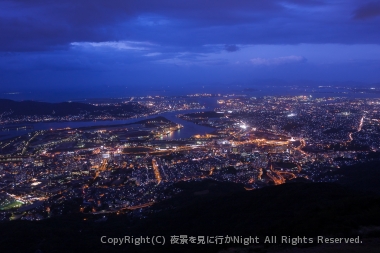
[0,95,379,221]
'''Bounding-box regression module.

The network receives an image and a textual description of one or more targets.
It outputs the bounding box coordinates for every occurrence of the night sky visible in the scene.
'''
[1,0,380,100]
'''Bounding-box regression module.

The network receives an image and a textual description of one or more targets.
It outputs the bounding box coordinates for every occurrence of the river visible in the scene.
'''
[0,109,215,141]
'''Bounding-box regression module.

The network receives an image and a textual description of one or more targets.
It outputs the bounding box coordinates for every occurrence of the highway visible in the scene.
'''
[21,132,40,155]
[266,161,297,185]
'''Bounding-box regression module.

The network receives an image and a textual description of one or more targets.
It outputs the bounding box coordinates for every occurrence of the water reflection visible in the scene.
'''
[1,110,215,141]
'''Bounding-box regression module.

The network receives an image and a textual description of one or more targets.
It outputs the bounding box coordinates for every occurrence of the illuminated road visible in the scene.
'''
[93,159,108,179]
[297,164,302,173]
[348,132,353,142]
[266,170,285,185]
[92,202,154,214]
[124,202,154,210]
[266,164,286,185]
[358,116,364,132]
[266,161,297,185]
[294,138,308,156]
[100,159,108,171]
[277,170,296,180]
[152,158,162,184]
[21,132,40,155]
[347,116,365,143]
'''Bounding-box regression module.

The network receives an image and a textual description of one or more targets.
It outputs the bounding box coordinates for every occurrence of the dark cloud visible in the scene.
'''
[224,44,240,52]
[353,2,380,20]
[0,0,379,53]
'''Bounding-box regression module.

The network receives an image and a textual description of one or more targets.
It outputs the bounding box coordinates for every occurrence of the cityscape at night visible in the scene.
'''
[1,0,380,252]
[1,93,380,252]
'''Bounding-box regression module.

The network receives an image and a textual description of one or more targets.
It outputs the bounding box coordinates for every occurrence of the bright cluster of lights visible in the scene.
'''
[240,123,247,129]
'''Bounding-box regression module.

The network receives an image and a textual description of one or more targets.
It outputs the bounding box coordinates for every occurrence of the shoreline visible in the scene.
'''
[0,108,206,126]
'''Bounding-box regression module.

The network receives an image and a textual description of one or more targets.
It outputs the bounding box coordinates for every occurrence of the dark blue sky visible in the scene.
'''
[1,0,380,100]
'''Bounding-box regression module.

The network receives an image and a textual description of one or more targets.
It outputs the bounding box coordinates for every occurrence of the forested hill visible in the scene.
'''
[0,99,150,119]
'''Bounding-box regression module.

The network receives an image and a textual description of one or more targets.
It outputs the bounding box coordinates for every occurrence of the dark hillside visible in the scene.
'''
[1,180,380,253]
[0,99,149,118]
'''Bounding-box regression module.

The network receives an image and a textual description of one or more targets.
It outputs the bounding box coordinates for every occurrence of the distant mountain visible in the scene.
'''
[0,99,150,119]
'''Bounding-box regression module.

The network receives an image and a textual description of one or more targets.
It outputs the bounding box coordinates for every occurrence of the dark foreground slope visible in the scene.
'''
[1,180,380,253]
[330,160,380,195]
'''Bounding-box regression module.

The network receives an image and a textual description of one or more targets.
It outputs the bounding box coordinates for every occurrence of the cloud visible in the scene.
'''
[353,2,380,20]
[1,0,380,53]
[70,41,155,51]
[250,55,307,66]
[224,44,240,52]
[144,52,162,57]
